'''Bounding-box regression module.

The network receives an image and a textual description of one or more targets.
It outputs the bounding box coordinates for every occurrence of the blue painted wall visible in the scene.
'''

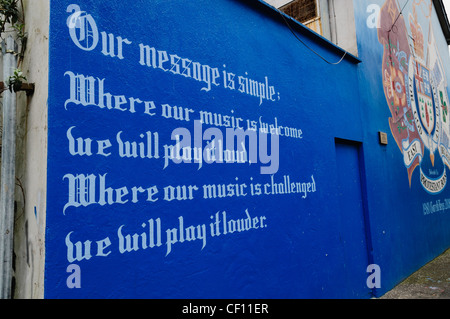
[45,0,450,298]
[353,0,450,296]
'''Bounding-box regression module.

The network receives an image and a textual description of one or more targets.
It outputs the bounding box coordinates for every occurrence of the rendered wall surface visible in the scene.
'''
[46,0,370,298]
[353,0,450,296]
[12,0,49,299]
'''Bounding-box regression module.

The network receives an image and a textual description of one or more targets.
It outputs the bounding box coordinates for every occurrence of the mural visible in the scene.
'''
[378,0,450,194]
[48,0,364,298]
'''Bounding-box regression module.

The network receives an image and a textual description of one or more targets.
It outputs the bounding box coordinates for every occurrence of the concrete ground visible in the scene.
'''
[380,248,450,299]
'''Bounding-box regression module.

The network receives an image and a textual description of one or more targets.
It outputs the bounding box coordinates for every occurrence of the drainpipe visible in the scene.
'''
[0,36,18,299]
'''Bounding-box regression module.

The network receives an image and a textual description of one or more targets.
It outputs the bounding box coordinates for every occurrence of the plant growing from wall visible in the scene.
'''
[0,0,20,34]
[0,0,28,93]
[0,0,27,47]
[7,68,26,92]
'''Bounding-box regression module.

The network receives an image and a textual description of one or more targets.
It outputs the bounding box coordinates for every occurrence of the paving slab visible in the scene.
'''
[381,249,450,299]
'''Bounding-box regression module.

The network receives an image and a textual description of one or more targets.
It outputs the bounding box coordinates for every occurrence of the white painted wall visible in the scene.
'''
[444,0,450,54]
[328,0,358,56]
[12,0,48,299]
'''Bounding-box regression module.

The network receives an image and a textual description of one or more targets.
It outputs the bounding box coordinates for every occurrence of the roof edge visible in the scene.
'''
[433,0,450,45]
[253,0,362,64]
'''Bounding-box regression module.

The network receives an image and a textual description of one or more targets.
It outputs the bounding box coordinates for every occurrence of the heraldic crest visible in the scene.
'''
[378,0,450,194]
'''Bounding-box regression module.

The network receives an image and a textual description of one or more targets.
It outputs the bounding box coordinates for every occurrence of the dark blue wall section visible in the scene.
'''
[45,0,450,298]
[335,139,371,298]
